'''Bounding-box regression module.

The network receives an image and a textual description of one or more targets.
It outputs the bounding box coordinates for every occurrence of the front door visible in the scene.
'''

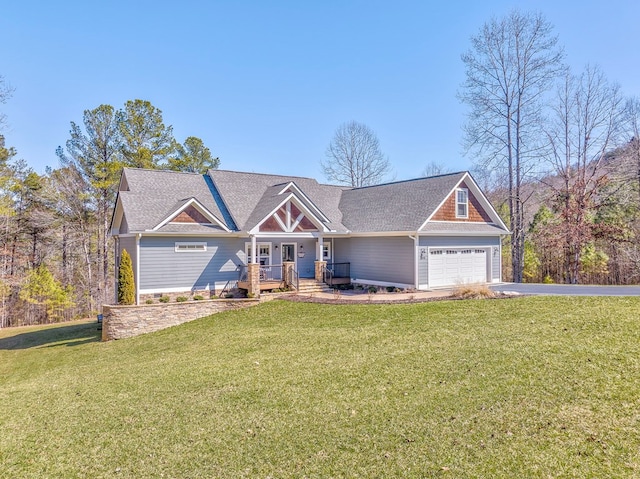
[281,243,296,266]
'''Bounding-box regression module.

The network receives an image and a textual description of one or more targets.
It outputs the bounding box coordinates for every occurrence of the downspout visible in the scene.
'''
[135,233,141,305]
[409,234,419,290]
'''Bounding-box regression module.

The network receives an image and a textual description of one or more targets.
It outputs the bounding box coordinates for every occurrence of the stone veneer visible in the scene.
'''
[102,298,260,341]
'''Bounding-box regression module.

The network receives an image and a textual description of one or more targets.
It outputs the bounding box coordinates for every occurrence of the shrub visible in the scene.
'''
[542,275,554,284]
[247,292,255,299]
[225,293,234,299]
[367,286,378,294]
[117,249,135,305]
[176,296,188,302]
[451,283,496,300]
[145,299,154,304]
[159,296,170,303]
[210,295,218,299]
[193,295,204,301]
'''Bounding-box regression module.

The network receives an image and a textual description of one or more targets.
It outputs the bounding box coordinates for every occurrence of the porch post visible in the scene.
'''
[315,235,326,282]
[247,263,260,297]
[251,235,257,264]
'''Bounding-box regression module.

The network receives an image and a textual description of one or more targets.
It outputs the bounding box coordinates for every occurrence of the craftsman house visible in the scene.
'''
[110,168,509,303]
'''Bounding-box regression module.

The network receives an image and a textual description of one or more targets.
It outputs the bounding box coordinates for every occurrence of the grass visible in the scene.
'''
[1,297,639,478]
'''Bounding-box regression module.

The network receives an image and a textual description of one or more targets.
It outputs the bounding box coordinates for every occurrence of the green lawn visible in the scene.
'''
[1,297,639,478]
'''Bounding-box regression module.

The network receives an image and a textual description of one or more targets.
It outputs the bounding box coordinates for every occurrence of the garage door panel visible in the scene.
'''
[429,248,487,287]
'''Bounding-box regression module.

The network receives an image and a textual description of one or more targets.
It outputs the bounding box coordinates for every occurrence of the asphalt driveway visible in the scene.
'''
[490,283,640,296]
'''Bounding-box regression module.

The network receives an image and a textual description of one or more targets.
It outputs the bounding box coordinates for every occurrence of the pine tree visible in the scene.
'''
[118,249,135,305]
[19,264,74,322]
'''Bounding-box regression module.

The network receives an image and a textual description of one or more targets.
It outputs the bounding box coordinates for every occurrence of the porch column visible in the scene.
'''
[251,235,257,264]
[315,235,326,282]
[314,260,326,282]
[247,263,260,297]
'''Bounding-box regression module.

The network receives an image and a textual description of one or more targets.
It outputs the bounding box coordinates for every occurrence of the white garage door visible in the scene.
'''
[428,248,487,288]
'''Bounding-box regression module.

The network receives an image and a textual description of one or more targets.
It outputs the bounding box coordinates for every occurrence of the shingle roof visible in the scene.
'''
[208,170,348,232]
[339,173,467,232]
[116,168,508,235]
[118,168,227,232]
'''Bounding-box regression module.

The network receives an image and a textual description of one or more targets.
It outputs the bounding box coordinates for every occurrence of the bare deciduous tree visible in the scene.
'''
[622,97,640,206]
[322,121,390,187]
[422,161,452,177]
[459,10,564,282]
[544,66,624,283]
[0,75,14,131]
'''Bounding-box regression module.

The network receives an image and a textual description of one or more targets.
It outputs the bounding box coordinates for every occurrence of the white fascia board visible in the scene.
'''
[418,174,468,231]
[152,198,230,232]
[276,182,330,222]
[136,231,241,238]
[418,172,509,232]
[250,232,317,239]
[250,193,329,234]
[426,220,511,234]
[343,231,418,238]
[460,173,510,231]
[109,196,124,237]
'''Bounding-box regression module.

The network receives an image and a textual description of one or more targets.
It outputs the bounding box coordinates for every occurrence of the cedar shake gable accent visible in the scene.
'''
[170,205,211,224]
[431,181,493,222]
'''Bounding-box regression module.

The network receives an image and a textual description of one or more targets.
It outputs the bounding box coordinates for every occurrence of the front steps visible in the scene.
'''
[295,279,333,294]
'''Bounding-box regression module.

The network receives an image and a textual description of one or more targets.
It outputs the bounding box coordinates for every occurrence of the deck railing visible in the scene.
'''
[323,262,350,284]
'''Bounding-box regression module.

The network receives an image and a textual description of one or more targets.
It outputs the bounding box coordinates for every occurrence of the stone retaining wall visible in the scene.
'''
[102,298,260,341]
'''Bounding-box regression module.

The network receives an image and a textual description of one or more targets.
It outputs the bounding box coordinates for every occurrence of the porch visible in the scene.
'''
[237,262,351,293]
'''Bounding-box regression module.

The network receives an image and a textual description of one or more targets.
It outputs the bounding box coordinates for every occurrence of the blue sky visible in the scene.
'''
[1,0,639,182]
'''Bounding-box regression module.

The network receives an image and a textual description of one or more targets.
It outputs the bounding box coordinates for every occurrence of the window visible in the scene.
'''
[175,242,207,252]
[246,243,272,265]
[322,242,332,261]
[456,188,468,218]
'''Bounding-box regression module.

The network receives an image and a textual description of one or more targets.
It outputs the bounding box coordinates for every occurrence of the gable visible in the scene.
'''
[430,181,493,222]
[258,199,320,233]
[170,205,211,224]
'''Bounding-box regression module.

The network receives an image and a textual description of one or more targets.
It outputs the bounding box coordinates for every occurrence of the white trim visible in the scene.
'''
[455,188,469,219]
[139,281,232,295]
[135,233,141,305]
[276,182,330,222]
[152,198,230,232]
[245,241,272,266]
[250,193,330,234]
[419,172,510,233]
[352,278,414,290]
[410,235,419,289]
[322,241,332,261]
[175,242,207,252]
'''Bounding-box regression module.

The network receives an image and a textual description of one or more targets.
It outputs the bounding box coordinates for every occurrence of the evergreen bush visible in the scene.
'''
[117,249,136,305]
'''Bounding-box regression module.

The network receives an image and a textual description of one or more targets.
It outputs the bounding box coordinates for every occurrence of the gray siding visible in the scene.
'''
[335,236,414,286]
[139,236,244,292]
[119,236,138,288]
[418,235,501,284]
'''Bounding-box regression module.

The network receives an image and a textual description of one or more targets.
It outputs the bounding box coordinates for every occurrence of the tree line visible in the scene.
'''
[0,96,219,327]
[2,9,639,326]
[460,10,640,285]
